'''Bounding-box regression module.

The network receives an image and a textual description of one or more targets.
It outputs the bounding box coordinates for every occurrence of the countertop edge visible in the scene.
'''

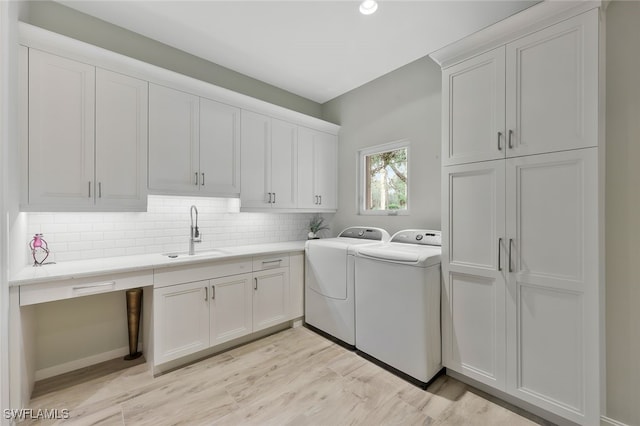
[10,242,306,287]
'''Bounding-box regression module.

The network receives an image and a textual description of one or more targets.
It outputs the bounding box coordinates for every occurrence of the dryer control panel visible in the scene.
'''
[390,229,441,246]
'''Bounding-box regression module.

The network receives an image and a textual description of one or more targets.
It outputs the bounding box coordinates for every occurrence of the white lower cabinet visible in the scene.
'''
[442,148,600,424]
[154,254,294,366]
[253,267,290,332]
[154,280,210,365]
[210,273,253,346]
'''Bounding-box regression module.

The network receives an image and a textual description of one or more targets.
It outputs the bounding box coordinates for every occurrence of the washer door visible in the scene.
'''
[306,242,348,299]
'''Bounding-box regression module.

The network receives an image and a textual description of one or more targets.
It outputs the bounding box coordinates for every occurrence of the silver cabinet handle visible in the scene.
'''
[88,181,91,198]
[508,130,514,149]
[319,195,322,205]
[98,182,102,198]
[211,285,215,300]
[262,259,282,265]
[508,238,514,272]
[498,238,502,271]
[267,192,272,203]
[315,195,318,205]
[201,173,205,186]
[254,277,258,290]
[273,193,276,204]
[194,172,199,186]
[204,286,208,301]
[498,132,503,151]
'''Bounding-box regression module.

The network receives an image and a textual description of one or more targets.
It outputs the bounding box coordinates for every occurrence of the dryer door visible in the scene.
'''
[306,242,348,299]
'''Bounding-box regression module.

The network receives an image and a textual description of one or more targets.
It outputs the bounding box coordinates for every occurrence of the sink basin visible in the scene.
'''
[162,249,231,259]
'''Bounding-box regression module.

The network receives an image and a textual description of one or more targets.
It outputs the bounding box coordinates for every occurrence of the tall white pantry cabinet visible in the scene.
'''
[432,4,604,425]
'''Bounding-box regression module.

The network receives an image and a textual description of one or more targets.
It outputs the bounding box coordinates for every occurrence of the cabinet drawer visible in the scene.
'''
[154,258,252,288]
[253,254,290,271]
[20,270,153,306]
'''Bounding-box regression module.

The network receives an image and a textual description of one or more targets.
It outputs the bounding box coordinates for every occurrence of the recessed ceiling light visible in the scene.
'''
[359,0,378,16]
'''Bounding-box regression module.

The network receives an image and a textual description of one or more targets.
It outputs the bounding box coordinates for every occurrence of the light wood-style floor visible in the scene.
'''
[25,326,552,425]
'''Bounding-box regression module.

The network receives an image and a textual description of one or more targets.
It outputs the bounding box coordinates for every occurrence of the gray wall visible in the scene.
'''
[605,2,640,424]
[19,1,323,119]
[321,56,442,236]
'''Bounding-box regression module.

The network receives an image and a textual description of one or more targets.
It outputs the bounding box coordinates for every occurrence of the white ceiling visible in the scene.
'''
[56,0,539,104]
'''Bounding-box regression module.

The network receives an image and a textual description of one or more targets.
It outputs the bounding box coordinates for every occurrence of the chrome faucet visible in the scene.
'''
[189,205,201,255]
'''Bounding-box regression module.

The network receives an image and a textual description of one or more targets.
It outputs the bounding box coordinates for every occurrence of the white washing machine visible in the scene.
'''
[354,229,442,386]
[305,227,390,347]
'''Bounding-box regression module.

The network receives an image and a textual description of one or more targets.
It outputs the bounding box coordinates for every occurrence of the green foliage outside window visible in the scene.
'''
[365,147,407,211]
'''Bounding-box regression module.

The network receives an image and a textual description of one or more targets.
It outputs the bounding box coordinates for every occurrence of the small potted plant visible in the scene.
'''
[308,214,329,239]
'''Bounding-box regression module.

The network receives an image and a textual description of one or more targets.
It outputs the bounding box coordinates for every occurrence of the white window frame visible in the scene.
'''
[357,139,410,216]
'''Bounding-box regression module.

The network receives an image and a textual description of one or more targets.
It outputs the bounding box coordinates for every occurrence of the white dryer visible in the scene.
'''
[305,227,390,347]
[354,229,442,387]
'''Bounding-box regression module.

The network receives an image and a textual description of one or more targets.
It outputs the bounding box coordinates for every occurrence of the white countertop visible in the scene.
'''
[10,241,306,286]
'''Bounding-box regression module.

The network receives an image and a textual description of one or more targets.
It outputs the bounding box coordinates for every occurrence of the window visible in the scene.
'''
[359,140,409,215]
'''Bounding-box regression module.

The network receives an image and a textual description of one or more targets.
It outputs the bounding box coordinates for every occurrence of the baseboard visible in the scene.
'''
[601,416,630,426]
[446,369,579,426]
[35,344,142,381]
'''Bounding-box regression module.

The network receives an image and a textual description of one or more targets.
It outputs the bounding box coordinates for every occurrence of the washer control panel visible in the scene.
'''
[390,229,441,246]
[339,227,390,241]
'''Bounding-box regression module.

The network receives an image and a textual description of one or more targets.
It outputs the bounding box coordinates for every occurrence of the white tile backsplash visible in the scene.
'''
[25,195,324,264]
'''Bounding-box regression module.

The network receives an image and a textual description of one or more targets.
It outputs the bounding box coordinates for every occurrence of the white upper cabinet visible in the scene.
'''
[240,110,298,210]
[505,11,598,157]
[297,127,338,210]
[95,68,148,210]
[27,49,147,211]
[442,47,506,166]
[21,24,340,210]
[148,84,200,194]
[270,119,298,209]
[240,110,270,208]
[199,98,241,196]
[28,49,95,209]
[149,85,241,197]
[442,10,598,166]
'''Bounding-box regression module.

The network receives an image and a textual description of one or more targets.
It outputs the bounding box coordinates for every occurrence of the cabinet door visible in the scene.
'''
[297,127,337,210]
[442,160,506,390]
[270,119,297,209]
[506,10,598,157]
[148,84,200,194]
[199,98,241,196]
[95,68,148,211]
[442,47,506,166]
[289,252,304,319]
[505,149,599,424]
[240,110,271,208]
[210,273,253,346]
[28,49,95,208]
[154,280,210,365]
[253,267,290,332]
[296,127,316,209]
[314,132,338,210]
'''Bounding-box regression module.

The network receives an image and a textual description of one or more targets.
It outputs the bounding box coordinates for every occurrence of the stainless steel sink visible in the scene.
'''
[161,249,231,258]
